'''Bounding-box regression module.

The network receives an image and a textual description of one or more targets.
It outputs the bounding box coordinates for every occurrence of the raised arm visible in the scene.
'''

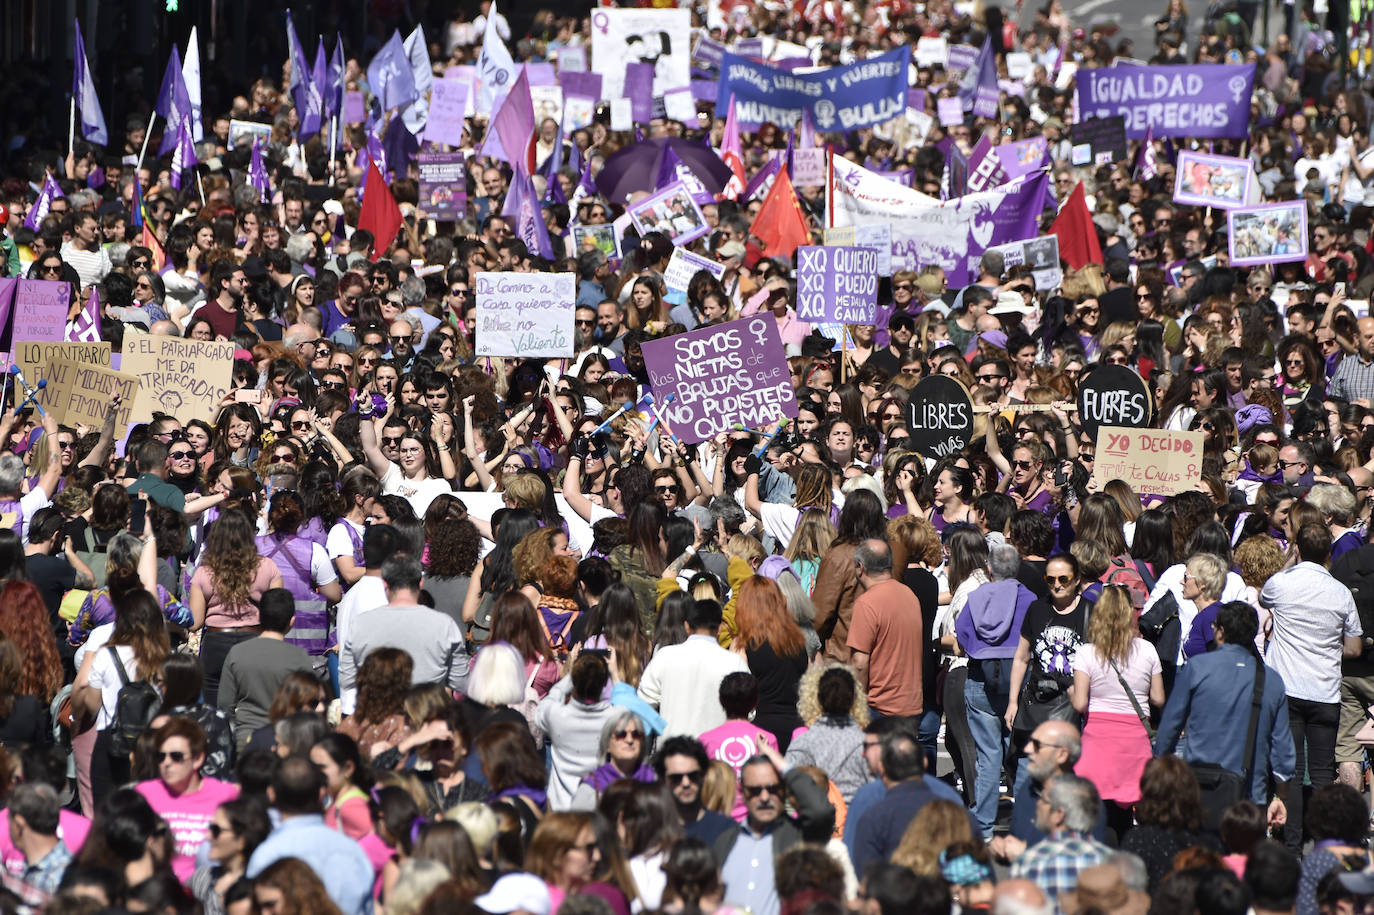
[78,394,121,469]
[560,438,597,522]
[34,411,63,498]
[357,398,393,479]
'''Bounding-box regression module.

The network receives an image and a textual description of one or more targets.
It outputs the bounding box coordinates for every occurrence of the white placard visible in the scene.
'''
[591,9,692,100]
[610,98,633,132]
[1006,52,1033,80]
[530,85,564,126]
[906,109,934,145]
[792,148,826,186]
[475,272,576,358]
[664,249,726,293]
[558,46,587,72]
[563,96,596,133]
[664,87,697,123]
[915,37,949,68]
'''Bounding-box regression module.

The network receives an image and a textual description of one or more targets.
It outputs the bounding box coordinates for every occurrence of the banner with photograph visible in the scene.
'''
[627,181,710,246]
[1228,202,1307,267]
[1173,151,1255,209]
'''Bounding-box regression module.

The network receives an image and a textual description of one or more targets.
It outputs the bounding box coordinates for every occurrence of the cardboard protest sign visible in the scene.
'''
[474,272,575,358]
[795,246,878,324]
[13,281,70,343]
[122,336,237,424]
[1228,201,1307,267]
[1069,115,1128,166]
[643,316,798,444]
[1094,426,1204,497]
[41,358,140,438]
[663,249,726,295]
[417,152,467,221]
[1076,364,1153,438]
[792,148,826,186]
[15,341,110,388]
[907,375,975,460]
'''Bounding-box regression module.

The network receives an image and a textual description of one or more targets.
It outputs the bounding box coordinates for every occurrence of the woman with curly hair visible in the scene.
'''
[338,647,414,759]
[422,517,482,627]
[786,664,870,802]
[733,576,808,751]
[252,857,344,915]
[189,509,283,705]
[0,531,63,703]
[1120,755,1220,890]
[532,555,584,652]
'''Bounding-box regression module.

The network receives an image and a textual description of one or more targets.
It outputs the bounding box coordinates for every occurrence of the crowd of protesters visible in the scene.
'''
[2,0,1374,914]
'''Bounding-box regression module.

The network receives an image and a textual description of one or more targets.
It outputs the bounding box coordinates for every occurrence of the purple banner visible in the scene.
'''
[795,246,878,324]
[691,38,725,77]
[625,63,655,123]
[418,152,467,220]
[1076,64,1255,139]
[524,63,556,86]
[642,315,799,444]
[559,71,602,102]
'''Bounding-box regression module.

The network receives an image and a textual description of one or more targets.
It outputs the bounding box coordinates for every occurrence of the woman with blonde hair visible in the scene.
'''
[890,798,977,875]
[734,576,808,751]
[700,760,736,816]
[1070,583,1165,837]
[785,665,870,802]
[783,508,836,596]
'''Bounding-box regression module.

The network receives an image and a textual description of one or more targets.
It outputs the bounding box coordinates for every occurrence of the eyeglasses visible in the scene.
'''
[389,335,410,343]
[321,381,346,391]
[290,420,311,430]
[136,281,153,290]
[450,288,468,296]
[668,770,704,784]
[977,373,1005,382]
[575,318,595,327]
[1078,306,1099,316]
[130,259,151,268]
[743,782,783,799]
[893,283,914,291]
[56,440,75,451]
[655,485,678,494]
[1045,574,1076,585]
[1079,451,1095,461]
[208,823,232,839]
[1284,358,1305,367]
[1277,459,1303,469]
[1012,460,1034,469]
[273,453,297,464]
[39,264,62,275]
[613,729,643,741]
[157,750,188,763]
[1028,737,1062,753]
[169,450,194,460]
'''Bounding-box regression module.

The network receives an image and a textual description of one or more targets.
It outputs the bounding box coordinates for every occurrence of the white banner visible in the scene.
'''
[590,9,692,101]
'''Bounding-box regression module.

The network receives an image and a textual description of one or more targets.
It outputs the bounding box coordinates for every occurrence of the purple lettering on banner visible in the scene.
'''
[559,71,603,103]
[642,316,799,444]
[422,79,468,147]
[735,38,764,58]
[13,280,69,342]
[795,246,879,324]
[1076,64,1254,139]
[875,169,915,188]
[343,90,366,124]
[624,63,655,124]
[417,152,467,220]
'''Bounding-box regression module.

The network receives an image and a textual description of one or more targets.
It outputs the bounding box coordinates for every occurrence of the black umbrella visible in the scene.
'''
[593,137,733,204]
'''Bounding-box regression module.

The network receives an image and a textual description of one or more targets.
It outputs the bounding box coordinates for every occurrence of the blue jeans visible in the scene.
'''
[965,660,1012,838]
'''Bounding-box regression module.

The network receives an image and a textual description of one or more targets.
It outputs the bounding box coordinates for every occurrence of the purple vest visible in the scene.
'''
[256,534,331,655]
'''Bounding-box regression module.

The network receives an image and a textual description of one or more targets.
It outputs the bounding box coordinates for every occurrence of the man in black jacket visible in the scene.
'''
[713,738,834,915]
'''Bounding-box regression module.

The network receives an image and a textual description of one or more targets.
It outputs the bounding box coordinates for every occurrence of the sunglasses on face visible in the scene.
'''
[208,823,232,839]
[381,436,404,446]
[1045,574,1076,585]
[743,782,782,799]
[158,750,188,763]
[290,420,311,430]
[668,770,704,784]
[169,450,194,460]
[655,485,678,494]
[1012,460,1035,469]
[614,729,642,741]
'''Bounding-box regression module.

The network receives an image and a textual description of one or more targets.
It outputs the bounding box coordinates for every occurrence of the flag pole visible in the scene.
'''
[137,113,157,173]
[196,171,207,205]
[68,99,76,157]
[328,116,338,186]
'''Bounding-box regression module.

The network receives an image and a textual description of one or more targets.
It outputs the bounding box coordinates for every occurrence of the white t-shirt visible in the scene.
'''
[1072,639,1161,716]
[379,463,453,515]
[87,644,146,730]
[335,576,388,715]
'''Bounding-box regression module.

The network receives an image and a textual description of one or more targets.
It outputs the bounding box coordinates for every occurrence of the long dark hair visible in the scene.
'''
[625,501,667,575]
[835,490,887,545]
[480,509,540,595]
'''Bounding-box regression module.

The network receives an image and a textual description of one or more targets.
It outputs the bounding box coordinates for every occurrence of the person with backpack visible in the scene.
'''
[70,568,170,806]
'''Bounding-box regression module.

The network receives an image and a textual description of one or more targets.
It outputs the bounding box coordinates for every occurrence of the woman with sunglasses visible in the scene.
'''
[132,271,169,323]
[569,710,655,810]
[190,796,272,915]
[1004,553,1088,741]
[526,812,611,912]
[134,716,241,883]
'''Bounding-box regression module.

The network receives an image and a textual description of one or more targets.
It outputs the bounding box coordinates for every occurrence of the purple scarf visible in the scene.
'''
[581,761,656,794]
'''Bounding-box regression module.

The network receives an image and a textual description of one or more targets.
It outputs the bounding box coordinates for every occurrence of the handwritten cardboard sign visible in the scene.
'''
[1093,426,1204,497]
[795,246,878,324]
[643,315,798,444]
[41,358,140,438]
[16,341,110,389]
[474,272,575,358]
[122,336,237,424]
[907,375,975,460]
[1076,364,1152,438]
[13,280,70,343]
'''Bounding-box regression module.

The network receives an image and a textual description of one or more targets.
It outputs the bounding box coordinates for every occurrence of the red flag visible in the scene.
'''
[718,96,746,201]
[1049,181,1102,271]
[357,159,403,261]
[749,167,810,259]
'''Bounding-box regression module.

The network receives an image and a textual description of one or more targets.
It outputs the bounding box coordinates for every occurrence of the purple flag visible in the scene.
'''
[568,134,584,177]
[503,165,554,259]
[249,138,272,203]
[383,114,419,179]
[1136,125,1159,180]
[367,30,418,112]
[483,66,535,168]
[625,63,655,124]
[966,133,1008,193]
[72,21,108,145]
[24,175,64,231]
[87,166,104,190]
[798,106,817,149]
[741,156,780,202]
[1077,64,1255,139]
[539,124,565,180]
[569,158,596,212]
[155,47,191,156]
[325,35,346,121]
[366,123,388,181]
[297,38,326,138]
[169,115,197,190]
[959,39,999,119]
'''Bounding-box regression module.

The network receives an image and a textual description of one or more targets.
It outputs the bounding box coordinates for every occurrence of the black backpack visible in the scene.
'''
[106,648,160,757]
[1332,546,1374,659]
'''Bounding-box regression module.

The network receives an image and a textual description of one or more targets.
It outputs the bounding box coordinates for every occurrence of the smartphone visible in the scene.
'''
[1054,462,1073,488]
[129,498,147,537]
[234,389,261,404]
[1336,282,1347,296]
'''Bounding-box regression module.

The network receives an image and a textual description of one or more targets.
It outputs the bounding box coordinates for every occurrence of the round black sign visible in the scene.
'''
[1076,364,1153,438]
[906,375,976,461]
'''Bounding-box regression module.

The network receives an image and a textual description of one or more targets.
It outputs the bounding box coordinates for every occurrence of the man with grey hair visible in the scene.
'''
[282,323,322,367]
[1010,774,1111,901]
[847,539,924,721]
[956,542,1038,838]
[992,880,1052,915]
[284,232,315,266]
[4,781,72,906]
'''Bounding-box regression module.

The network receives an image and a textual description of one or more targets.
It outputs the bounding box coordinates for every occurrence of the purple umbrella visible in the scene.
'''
[594,137,733,204]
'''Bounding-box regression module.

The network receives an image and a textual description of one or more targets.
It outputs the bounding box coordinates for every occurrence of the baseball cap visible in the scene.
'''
[475,873,551,915]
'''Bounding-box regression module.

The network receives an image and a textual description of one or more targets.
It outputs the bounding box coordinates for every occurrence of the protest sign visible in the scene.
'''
[1076,64,1255,139]
[1069,115,1128,166]
[937,96,965,127]
[691,37,726,76]
[906,375,975,460]
[591,9,691,100]
[563,97,596,132]
[988,236,1062,291]
[12,281,70,343]
[609,99,632,132]
[828,155,1048,287]
[1228,201,1307,267]
[643,315,797,444]
[417,152,467,221]
[41,358,140,438]
[996,137,1048,180]
[228,119,272,148]
[717,46,910,130]
[945,44,978,84]
[791,148,826,186]
[15,341,110,388]
[1173,151,1254,209]
[557,46,586,72]
[421,79,468,147]
[822,224,892,276]
[1094,426,1204,497]
[663,249,726,294]
[122,336,237,424]
[628,181,709,246]
[474,272,575,358]
[1076,365,1153,438]
[915,36,948,68]
[1006,52,1033,80]
[795,246,878,324]
[343,91,367,124]
[664,88,697,123]
[559,71,602,103]
[571,225,619,260]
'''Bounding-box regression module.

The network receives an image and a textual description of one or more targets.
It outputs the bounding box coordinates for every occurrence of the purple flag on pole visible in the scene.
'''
[367,30,418,112]
[503,164,555,259]
[326,35,346,121]
[297,38,326,138]
[1136,125,1158,180]
[741,156,781,202]
[966,133,1008,192]
[67,286,102,342]
[169,116,197,190]
[249,138,271,203]
[73,21,108,145]
[624,63,655,124]
[24,175,64,231]
[383,114,420,177]
[958,39,1000,119]
[1076,64,1254,139]
[482,66,535,167]
[155,47,192,156]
